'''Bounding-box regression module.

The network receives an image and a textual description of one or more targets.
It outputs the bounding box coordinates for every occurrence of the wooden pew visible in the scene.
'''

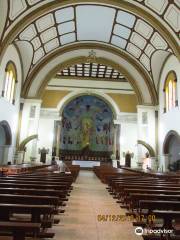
[0,182,70,191]
[0,221,40,240]
[0,164,74,240]
[0,204,55,239]
[140,200,180,213]
[0,194,59,207]
[0,187,68,199]
[105,168,180,239]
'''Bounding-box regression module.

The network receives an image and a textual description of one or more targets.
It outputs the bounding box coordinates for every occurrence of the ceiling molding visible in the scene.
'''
[54,75,127,83]
[21,43,158,105]
[0,0,179,65]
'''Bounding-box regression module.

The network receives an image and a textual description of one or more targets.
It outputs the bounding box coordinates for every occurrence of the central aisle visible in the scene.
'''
[54,170,142,240]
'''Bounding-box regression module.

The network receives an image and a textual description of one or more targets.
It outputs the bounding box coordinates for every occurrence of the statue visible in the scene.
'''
[125,151,132,167]
[81,117,93,149]
[38,147,49,164]
[142,152,151,170]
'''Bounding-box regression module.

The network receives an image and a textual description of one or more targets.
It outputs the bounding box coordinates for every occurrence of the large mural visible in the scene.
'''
[60,95,115,152]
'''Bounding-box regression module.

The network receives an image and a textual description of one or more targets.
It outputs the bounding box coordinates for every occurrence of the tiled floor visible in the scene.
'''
[54,170,142,240]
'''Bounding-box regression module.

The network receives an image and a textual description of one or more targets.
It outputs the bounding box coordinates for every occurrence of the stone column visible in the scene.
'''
[16,100,24,149]
[19,99,42,163]
[113,120,121,161]
[137,105,156,161]
[14,99,24,164]
[55,119,61,157]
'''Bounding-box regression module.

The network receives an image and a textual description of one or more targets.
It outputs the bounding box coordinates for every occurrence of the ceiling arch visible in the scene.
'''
[0,1,179,73]
[22,44,158,105]
[14,3,174,75]
[0,0,8,42]
[3,1,179,42]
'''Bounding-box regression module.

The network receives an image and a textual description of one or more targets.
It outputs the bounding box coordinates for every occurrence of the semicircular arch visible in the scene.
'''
[1,0,179,63]
[57,90,121,120]
[0,121,12,146]
[23,43,157,105]
[163,130,180,155]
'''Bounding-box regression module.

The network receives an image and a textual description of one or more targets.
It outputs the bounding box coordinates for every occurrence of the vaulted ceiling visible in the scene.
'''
[0,0,179,104]
[16,4,172,72]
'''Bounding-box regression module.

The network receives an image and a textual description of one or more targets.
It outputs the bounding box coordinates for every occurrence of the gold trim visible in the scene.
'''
[13,42,24,84]
[137,140,156,157]
[157,53,174,94]
[0,1,179,61]
[18,134,38,151]
[22,43,157,105]
[54,74,128,83]
[16,102,24,148]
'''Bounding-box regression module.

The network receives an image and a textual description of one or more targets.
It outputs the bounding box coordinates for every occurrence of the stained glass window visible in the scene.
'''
[164,72,177,112]
[3,62,17,104]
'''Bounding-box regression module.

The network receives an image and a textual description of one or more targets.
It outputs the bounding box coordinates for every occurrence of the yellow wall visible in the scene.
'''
[41,90,70,108]
[108,93,137,112]
[42,90,137,112]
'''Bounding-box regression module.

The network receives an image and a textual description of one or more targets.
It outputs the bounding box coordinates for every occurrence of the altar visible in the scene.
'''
[72,160,100,168]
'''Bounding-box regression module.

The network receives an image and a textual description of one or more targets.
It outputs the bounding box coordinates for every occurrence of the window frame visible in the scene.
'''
[163,71,178,113]
[2,61,17,105]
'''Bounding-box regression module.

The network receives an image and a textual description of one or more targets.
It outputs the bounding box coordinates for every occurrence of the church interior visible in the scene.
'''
[0,0,179,239]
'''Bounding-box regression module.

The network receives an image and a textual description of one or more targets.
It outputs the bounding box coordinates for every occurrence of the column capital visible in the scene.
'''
[137,105,157,111]
[24,98,42,105]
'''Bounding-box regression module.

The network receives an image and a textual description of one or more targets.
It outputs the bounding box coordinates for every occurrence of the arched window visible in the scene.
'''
[2,62,17,104]
[164,71,177,112]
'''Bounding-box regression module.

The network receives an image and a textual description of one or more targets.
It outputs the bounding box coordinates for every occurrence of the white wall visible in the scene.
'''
[37,118,55,164]
[158,54,180,170]
[120,122,138,167]
[0,44,22,163]
[20,99,41,162]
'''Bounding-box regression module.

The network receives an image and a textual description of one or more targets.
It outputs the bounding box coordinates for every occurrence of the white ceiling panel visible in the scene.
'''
[145,0,168,14]
[140,54,151,71]
[16,3,173,74]
[164,5,180,31]
[40,27,57,43]
[150,32,168,49]
[60,32,76,45]
[55,7,74,23]
[113,24,131,39]
[127,43,142,58]
[36,13,54,32]
[10,0,27,20]
[33,47,44,64]
[130,32,147,50]
[116,10,136,28]
[76,5,116,42]
[31,37,41,50]
[135,19,153,39]
[111,35,127,49]
[58,21,75,35]
[19,24,37,40]
[44,38,59,53]
[144,44,156,57]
